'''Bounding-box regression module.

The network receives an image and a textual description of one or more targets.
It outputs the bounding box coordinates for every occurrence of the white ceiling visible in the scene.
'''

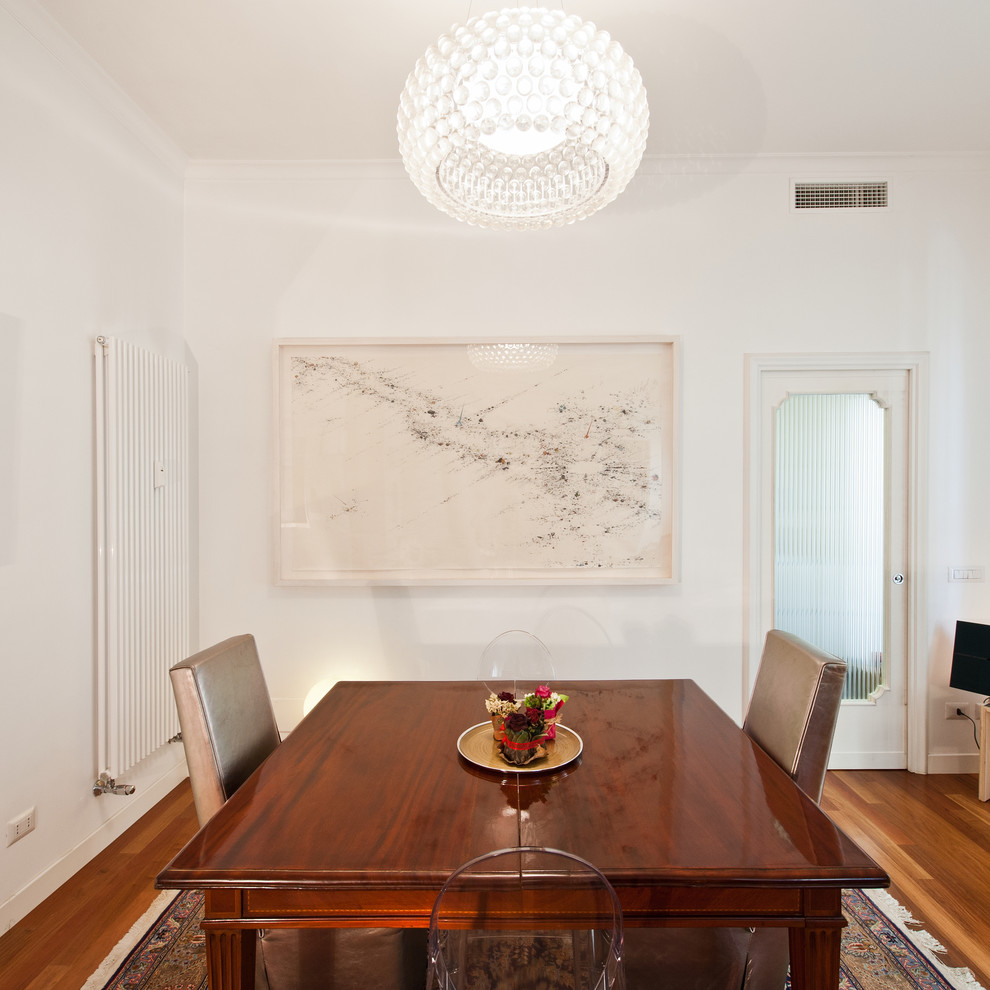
[31,0,990,162]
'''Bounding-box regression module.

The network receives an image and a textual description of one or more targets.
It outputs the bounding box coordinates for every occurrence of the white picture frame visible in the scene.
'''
[273,337,679,585]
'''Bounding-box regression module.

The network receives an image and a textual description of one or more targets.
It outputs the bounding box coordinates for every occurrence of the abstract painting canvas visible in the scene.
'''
[274,337,678,584]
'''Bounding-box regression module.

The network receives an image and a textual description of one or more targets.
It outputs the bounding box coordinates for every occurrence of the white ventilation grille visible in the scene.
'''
[794,181,888,210]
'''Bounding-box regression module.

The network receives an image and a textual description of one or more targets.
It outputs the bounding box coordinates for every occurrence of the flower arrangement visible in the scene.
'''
[485,691,519,740]
[484,685,569,765]
[523,685,568,740]
[485,691,519,719]
[501,709,549,766]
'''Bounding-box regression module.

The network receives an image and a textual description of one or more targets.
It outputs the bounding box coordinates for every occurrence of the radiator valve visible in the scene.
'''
[93,772,135,797]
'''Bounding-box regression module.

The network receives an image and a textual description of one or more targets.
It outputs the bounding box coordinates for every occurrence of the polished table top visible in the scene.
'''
[158,678,887,924]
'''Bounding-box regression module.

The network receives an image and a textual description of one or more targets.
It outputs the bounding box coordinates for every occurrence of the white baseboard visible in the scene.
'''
[0,758,189,933]
[828,753,909,770]
[829,752,981,774]
[927,752,981,774]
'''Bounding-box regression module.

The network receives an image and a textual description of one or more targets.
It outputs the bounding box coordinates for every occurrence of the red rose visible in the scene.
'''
[504,712,531,734]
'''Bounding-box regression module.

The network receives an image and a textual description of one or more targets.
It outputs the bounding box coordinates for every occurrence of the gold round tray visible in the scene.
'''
[456,722,583,774]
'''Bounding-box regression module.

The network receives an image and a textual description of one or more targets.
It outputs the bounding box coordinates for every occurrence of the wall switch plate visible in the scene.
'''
[948,565,985,583]
[6,807,36,846]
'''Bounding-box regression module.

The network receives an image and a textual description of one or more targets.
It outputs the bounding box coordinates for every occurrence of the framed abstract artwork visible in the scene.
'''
[273,337,679,585]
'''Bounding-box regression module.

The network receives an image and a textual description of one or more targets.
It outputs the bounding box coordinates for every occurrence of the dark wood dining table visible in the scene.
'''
[157,679,888,990]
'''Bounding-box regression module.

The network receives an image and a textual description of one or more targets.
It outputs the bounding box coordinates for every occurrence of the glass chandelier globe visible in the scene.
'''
[397,6,649,230]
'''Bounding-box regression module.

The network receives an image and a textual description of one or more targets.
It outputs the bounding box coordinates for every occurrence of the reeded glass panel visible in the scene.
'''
[774,394,885,701]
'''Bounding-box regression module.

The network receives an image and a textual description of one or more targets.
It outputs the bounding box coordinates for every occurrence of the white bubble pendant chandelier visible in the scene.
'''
[397,6,649,230]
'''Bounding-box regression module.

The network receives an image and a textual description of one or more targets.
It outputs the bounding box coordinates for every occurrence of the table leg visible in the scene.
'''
[788,922,843,990]
[205,927,256,990]
[980,704,990,801]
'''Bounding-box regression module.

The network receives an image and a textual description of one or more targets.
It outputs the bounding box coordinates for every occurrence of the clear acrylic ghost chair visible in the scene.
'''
[427,846,625,990]
[478,630,557,699]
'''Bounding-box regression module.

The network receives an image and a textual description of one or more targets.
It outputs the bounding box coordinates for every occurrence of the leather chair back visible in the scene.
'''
[169,636,429,989]
[625,630,847,990]
[169,634,281,826]
[743,629,847,803]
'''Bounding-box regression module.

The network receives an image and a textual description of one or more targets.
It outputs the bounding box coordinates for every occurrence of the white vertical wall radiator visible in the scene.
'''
[94,335,190,794]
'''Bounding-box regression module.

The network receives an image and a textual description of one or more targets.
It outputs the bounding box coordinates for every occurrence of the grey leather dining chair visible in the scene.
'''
[169,634,280,825]
[742,629,848,805]
[623,629,847,990]
[169,634,427,990]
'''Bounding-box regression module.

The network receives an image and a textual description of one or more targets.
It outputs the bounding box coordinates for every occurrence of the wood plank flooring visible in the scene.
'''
[0,781,199,990]
[822,769,990,990]
[0,771,988,989]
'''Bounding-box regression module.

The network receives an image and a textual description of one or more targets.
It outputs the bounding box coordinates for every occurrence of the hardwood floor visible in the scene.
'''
[0,771,988,989]
[822,769,990,990]
[0,781,199,990]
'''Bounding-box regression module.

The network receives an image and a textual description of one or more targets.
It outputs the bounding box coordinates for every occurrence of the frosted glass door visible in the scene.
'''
[774,394,885,702]
[754,365,911,770]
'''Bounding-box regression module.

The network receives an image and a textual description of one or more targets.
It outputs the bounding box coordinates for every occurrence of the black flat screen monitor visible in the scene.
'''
[949,620,990,696]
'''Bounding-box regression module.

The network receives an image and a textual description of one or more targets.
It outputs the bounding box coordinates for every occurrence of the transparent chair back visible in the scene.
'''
[427,846,625,990]
[479,630,557,699]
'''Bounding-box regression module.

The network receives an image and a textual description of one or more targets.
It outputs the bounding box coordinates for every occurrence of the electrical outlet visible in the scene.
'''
[945,702,973,721]
[6,807,36,846]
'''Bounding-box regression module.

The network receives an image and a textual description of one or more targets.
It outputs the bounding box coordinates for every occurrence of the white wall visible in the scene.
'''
[0,2,188,930]
[4,0,989,936]
[183,155,990,770]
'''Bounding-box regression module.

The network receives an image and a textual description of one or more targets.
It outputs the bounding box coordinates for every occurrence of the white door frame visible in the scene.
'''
[744,352,929,774]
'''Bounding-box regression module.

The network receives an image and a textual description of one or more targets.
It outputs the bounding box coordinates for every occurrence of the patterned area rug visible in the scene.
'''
[789,889,984,990]
[81,890,206,990]
[83,888,985,990]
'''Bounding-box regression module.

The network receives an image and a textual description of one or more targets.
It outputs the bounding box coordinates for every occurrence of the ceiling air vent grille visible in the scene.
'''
[794,181,888,210]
